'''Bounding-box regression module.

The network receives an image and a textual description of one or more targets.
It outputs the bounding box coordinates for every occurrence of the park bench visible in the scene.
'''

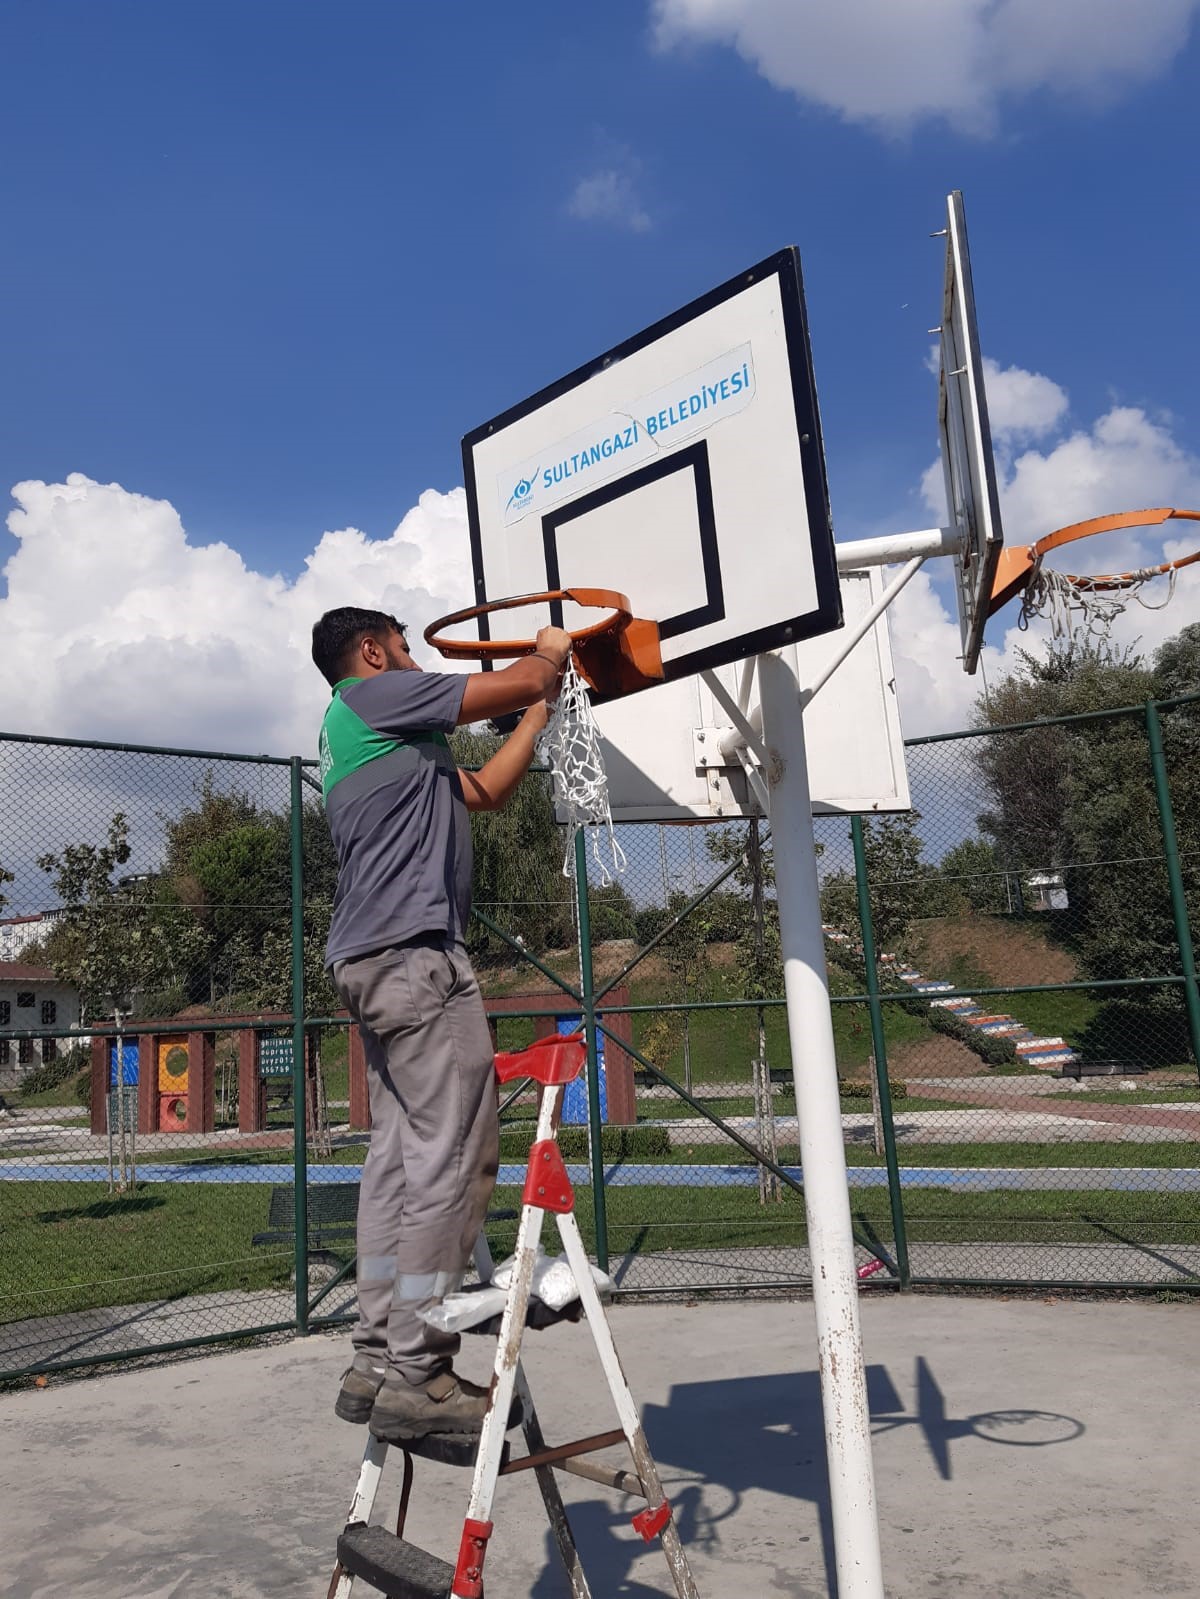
[253,1182,359,1267]
[252,1182,521,1271]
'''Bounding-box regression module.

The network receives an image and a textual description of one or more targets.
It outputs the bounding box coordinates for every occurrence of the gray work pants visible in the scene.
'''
[332,942,498,1384]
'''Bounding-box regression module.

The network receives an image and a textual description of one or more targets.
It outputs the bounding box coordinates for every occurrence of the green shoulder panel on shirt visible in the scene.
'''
[319,678,449,801]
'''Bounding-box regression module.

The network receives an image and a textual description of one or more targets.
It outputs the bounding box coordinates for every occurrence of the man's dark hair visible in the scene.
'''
[311,608,406,686]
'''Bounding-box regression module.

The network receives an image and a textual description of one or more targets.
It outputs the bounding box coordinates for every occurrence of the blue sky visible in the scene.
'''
[2,0,1199,754]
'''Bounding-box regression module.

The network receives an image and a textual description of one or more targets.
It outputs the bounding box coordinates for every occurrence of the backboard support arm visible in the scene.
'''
[715,547,934,767]
[834,524,959,570]
[804,555,927,704]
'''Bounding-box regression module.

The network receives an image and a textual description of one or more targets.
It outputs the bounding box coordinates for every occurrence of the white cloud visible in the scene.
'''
[898,370,1200,734]
[0,474,475,758]
[5,360,1198,793]
[567,168,652,233]
[652,0,1200,133]
[979,358,1069,444]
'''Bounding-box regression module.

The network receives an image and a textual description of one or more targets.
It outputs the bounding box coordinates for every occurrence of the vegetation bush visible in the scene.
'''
[499,1124,671,1160]
[839,1077,908,1101]
[74,1069,93,1110]
[928,1005,1019,1066]
[18,1044,90,1096]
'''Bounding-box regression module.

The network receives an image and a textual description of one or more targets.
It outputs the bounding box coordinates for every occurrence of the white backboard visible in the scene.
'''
[938,190,1004,674]
[462,249,843,691]
[598,567,910,821]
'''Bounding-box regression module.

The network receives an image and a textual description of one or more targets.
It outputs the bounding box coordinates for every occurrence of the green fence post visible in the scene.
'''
[574,831,609,1272]
[1145,700,1200,1076]
[851,815,911,1287]
[290,757,310,1333]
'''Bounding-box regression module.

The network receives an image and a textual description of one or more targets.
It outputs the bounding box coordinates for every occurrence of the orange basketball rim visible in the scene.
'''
[989,507,1200,616]
[424,587,664,699]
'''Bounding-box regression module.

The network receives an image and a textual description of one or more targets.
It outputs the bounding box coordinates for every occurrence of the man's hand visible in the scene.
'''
[459,699,552,811]
[535,626,573,670]
[521,699,551,737]
[459,625,572,725]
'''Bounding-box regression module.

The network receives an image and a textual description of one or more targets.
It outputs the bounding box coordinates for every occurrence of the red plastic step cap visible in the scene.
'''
[494,1031,586,1087]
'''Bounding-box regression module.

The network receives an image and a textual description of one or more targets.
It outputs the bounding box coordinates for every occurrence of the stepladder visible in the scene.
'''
[328,1031,701,1599]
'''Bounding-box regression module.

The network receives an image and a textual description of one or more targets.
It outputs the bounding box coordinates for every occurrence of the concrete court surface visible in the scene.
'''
[3,1296,1197,1598]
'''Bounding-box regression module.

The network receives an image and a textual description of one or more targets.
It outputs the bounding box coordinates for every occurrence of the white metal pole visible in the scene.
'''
[834,524,958,570]
[756,649,884,1599]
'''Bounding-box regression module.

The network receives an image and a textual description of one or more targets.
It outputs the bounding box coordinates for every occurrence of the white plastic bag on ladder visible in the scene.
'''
[538,655,626,886]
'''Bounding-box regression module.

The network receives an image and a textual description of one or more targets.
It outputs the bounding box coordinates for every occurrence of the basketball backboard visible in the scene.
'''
[461,249,843,694]
[597,566,910,821]
[937,190,1004,674]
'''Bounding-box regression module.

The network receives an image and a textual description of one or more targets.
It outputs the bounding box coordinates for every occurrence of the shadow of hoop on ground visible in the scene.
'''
[530,1356,1084,1596]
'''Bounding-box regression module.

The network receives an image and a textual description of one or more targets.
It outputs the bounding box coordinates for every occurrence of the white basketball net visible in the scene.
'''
[1019,559,1181,646]
[538,655,626,886]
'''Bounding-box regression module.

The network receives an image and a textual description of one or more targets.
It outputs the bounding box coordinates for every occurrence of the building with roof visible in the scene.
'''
[0,960,82,1081]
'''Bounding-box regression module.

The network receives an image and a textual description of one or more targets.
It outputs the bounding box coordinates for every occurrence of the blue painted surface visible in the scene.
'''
[4,1162,1200,1192]
[108,1040,140,1087]
[559,1016,607,1126]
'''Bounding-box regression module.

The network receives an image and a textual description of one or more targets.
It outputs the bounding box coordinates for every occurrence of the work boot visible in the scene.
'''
[334,1352,387,1424]
[368,1368,521,1442]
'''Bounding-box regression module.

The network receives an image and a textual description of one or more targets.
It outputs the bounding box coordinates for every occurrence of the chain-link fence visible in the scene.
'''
[4,694,1199,1378]
[0,736,306,1377]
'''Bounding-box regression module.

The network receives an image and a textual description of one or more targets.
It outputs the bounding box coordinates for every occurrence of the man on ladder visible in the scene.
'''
[311,606,572,1442]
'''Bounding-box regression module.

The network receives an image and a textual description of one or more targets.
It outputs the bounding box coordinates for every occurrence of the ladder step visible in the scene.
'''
[398,1431,512,1470]
[336,1523,455,1598]
[464,1297,585,1336]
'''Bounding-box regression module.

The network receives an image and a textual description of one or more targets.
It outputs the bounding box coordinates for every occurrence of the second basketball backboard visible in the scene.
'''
[596,566,910,820]
[937,190,1004,674]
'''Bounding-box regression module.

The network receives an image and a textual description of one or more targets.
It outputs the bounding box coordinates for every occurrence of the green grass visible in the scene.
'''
[0,1180,295,1325]
[5,1141,1199,1331]
[926,953,1101,1042]
[486,1179,1200,1258]
[1067,1086,1200,1105]
[11,1079,87,1109]
[620,968,931,1085]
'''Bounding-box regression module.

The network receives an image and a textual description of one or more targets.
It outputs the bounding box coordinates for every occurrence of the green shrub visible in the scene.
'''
[634,906,670,946]
[839,1078,908,1101]
[499,1124,671,1161]
[19,1045,90,1096]
[928,1006,1019,1066]
[74,1069,93,1110]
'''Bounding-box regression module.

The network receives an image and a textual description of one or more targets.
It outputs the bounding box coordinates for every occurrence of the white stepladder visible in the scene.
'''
[328,1031,699,1599]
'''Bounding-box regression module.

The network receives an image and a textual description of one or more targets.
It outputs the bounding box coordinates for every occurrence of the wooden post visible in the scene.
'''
[348,1024,371,1131]
[89,1035,107,1135]
[238,1029,265,1133]
[137,1033,157,1134]
[185,1030,215,1133]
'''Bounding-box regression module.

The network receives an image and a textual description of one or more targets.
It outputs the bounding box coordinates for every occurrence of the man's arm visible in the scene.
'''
[457,702,550,812]
[456,626,572,725]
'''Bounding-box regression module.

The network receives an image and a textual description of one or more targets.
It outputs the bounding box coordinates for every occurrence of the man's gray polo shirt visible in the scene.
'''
[319,669,470,966]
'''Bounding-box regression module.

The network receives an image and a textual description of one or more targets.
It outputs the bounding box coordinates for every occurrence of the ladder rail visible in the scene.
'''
[461,1079,565,1535]
[328,1433,390,1599]
[557,1207,701,1599]
[472,1232,592,1599]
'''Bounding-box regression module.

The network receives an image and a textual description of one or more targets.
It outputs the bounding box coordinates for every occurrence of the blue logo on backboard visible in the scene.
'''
[506,470,538,513]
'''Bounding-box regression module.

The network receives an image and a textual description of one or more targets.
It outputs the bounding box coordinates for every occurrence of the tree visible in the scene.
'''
[972,644,1154,882]
[587,880,638,943]
[968,630,1200,1060]
[706,821,782,1201]
[161,774,295,1007]
[37,814,208,1018]
[820,814,938,963]
[0,860,12,915]
[938,837,1011,915]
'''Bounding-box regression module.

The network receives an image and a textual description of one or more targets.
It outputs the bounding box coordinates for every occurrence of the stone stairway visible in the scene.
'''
[821,926,1081,1071]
